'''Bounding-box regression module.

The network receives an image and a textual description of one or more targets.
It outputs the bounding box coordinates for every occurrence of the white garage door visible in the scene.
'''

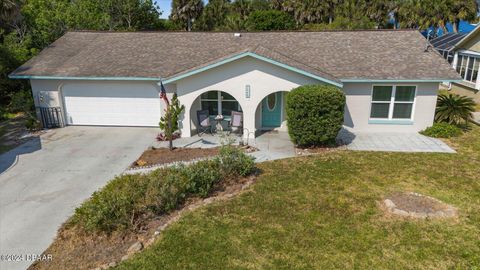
[63,82,161,127]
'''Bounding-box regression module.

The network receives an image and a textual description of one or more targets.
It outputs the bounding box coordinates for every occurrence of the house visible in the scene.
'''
[9,30,460,138]
[431,32,466,64]
[446,24,480,103]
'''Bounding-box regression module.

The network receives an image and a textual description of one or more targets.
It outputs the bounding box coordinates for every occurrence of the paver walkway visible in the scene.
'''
[337,129,455,153]
[154,131,296,163]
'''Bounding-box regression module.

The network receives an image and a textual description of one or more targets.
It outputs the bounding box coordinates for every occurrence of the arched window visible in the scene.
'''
[200,91,242,116]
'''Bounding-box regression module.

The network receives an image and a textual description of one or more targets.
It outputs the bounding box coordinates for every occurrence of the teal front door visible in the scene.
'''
[262,92,282,128]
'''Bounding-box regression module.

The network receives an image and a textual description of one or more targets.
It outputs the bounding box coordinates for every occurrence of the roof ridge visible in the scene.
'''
[66,29,419,34]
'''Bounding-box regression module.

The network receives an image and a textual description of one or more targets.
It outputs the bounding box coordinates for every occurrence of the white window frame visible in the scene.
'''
[457,52,480,83]
[369,85,417,121]
[200,91,240,116]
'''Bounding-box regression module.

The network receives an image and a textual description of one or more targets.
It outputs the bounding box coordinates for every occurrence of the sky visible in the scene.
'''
[157,0,210,18]
[157,0,172,18]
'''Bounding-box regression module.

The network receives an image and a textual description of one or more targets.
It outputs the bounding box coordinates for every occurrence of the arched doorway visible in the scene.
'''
[255,91,288,131]
[190,90,243,134]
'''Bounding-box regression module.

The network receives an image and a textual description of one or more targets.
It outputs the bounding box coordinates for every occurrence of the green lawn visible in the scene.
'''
[117,127,480,269]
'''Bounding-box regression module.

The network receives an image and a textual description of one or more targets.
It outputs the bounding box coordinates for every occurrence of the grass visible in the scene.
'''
[117,127,480,269]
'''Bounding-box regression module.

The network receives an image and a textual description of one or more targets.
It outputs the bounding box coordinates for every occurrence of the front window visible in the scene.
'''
[370,85,416,120]
[200,91,242,116]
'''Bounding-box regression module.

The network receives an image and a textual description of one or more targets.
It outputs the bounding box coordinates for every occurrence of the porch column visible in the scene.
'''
[452,52,458,69]
[242,106,256,139]
[178,95,192,137]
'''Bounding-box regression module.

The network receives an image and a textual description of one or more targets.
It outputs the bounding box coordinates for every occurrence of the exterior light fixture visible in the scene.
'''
[245,85,251,99]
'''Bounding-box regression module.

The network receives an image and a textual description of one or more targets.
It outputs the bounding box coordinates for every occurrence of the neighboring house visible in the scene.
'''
[446,24,480,103]
[431,32,466,64]
[9,30,460,138]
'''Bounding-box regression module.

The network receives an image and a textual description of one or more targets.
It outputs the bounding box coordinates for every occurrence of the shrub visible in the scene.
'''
[286,85,346,147]
[71,174,151,232]
[184,159,222,197]
[435,93,476,126]
[218,145,255,177]
[420,123,462,138]
[71,145,255,233]
[246,10,296,31]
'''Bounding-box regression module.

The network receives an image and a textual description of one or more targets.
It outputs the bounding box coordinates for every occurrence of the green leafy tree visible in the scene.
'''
[170,0,204,31]
[435,93,476,126]
[246,9,295,30]
[159,94,185,150]
[282,0,324,25]
[195,0,230,31]
[67,0,161,31]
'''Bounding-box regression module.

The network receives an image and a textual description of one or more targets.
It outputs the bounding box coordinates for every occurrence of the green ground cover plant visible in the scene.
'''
[420,122,463,138]
[71,145,255,233]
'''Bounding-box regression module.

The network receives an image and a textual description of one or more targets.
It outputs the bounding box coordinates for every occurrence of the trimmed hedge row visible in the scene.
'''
[71,145,255,233]
[286,85,345,147]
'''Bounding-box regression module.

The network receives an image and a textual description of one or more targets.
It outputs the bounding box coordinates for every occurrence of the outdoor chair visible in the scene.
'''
[196,110,212,136]
[228,111,243,134]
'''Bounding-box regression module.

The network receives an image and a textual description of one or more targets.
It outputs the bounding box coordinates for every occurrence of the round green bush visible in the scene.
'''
[286,85,345,147]
[420,123,462,138]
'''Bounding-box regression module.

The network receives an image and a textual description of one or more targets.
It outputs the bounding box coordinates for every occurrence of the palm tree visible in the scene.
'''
[0,0,20,29]
[435,93,476,126]
[170,0,204,31]
[196,0,230,30]
[449,0,478,33]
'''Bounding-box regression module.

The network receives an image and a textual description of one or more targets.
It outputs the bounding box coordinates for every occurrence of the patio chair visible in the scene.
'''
[228,111,243,134]
[196,110,212,136]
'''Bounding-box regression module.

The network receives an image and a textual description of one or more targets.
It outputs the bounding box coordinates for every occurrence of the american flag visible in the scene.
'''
[159,81,170,106]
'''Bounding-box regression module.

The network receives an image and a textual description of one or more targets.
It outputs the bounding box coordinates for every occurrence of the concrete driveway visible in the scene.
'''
[0,126,157,270]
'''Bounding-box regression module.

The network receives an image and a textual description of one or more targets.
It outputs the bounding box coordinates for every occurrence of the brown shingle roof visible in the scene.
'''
[10,30,461,82]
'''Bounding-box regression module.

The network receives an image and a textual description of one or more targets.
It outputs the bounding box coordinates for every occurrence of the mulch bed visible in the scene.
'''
[29,175,256,270]
[132,147,220,167]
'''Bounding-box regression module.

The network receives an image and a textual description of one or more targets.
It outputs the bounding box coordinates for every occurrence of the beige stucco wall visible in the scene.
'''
[458,34,480,52]
[451,82,480,103]
[343,82,438,132]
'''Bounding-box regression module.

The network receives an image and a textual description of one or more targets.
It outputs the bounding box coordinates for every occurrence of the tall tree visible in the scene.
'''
[282,0,324,25]
[67,0,161,31]
[449,0,478,32]
[195,0,230,30]
[170,0,204,31]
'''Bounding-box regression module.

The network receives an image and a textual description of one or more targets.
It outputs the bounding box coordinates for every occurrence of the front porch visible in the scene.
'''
[180,90,288,138]
[154,130,296,163]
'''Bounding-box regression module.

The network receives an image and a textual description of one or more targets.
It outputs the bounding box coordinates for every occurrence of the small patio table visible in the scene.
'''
[211,115,231,134]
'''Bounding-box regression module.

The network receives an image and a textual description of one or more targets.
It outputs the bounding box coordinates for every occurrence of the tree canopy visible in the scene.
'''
[0,0,478,109]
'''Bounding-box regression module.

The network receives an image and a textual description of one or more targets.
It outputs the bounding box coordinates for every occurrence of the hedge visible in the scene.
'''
[70,145,255,233]
[420,122,462,138]
[286,85,345,147]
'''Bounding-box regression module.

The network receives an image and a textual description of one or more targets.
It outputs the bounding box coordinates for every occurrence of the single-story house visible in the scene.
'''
[9,30,460,137]
[445,24,480,103]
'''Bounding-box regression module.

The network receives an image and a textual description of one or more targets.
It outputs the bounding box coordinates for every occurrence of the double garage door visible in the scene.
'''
[63,82,162,127]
